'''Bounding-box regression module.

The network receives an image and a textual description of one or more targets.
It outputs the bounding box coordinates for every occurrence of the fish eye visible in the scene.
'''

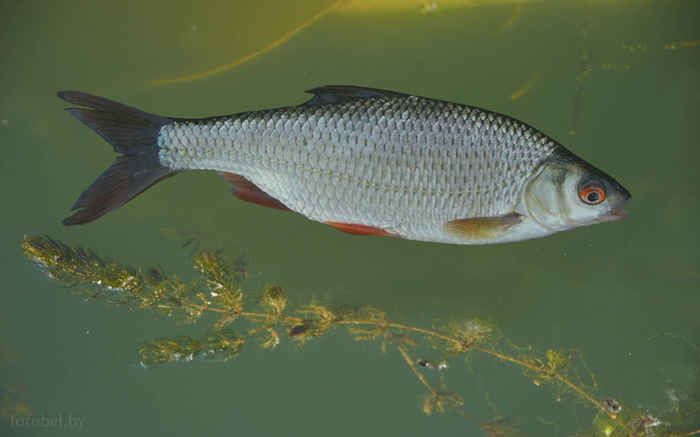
[579,181,606,205]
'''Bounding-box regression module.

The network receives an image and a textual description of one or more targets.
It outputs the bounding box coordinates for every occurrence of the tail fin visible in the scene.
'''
[58,91,178,226]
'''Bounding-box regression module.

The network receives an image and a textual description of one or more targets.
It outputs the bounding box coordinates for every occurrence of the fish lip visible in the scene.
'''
[609,209,628,221]
[600,207,628,223]
[603,187,631,222]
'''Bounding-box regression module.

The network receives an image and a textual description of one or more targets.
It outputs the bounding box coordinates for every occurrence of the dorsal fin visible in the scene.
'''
[303,85,407,106]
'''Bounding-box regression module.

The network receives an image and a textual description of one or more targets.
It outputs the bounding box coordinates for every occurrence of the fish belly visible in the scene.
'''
[157,96,556,244]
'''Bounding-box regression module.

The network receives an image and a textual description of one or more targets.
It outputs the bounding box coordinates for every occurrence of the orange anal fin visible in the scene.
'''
[219,172,291,212]
[325,222,400,238]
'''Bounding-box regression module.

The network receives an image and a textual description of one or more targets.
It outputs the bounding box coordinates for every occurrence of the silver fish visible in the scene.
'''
[58,85,630,245]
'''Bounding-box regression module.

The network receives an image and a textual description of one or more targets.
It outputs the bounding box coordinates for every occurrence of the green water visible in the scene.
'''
[1,0,699,436]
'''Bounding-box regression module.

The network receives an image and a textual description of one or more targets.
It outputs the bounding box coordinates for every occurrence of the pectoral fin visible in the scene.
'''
[444,213,523,241]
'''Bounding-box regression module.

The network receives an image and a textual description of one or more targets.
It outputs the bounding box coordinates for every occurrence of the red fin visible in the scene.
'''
[219,172,291,212]
[325,222,399,237]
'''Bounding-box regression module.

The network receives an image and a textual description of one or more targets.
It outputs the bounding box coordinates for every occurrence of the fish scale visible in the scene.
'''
[157,93,556,243]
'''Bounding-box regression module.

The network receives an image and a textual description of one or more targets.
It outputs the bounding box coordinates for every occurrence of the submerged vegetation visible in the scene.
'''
[150,0,525,86]
[21,236,699,437]
[507,6,698,135]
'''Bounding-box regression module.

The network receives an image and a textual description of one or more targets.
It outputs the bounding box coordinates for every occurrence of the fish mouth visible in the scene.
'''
[599,196,630,223]
[600,186,631,223]
[604,208,628,222]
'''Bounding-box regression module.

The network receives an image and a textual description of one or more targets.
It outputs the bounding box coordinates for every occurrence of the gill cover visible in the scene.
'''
[525,161,569,232]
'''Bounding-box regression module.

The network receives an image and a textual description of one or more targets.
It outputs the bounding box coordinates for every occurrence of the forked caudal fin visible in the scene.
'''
[57,91,177,225]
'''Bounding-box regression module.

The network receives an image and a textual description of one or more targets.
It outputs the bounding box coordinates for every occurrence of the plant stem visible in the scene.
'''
[184,302,618,421]
[392,336,436,396]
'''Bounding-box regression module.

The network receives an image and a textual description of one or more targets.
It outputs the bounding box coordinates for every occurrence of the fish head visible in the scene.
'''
[524,150,631,232]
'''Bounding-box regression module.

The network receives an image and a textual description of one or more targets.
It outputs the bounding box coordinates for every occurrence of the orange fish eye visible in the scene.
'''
[580,184,606,205]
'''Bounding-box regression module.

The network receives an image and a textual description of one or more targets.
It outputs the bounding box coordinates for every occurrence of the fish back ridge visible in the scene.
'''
[57,91,179,225]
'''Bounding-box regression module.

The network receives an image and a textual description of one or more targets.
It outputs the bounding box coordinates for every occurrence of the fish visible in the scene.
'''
[57,85,630,245]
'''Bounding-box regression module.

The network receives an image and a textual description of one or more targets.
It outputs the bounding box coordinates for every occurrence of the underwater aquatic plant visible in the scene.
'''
[21,236,700,437]
[151,0,527,86]
[508,8,699,135]
[149,0,698,139]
